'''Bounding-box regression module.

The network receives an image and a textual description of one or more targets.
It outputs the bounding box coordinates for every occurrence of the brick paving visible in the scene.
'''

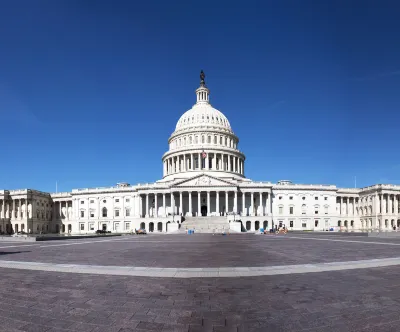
[0,266,400,331]
[0,234,400,331]
[0,234,400,268]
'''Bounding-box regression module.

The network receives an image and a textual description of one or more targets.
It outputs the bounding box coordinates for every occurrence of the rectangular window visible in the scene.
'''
[324,206,328,214]
[81,201,84,204]
[315,210,318,214]
[315,220,319,227]
[324,197,328,201]
[289,207,293,214]
[80,224,84,231]
[115,199,119,203]
[279,206,283,214]
[90,200,94,204]
[125,223,130,230]
[126,198,130,203]
[80,211,84,218]
[315,197,318,200]
[302,223,307,228]
[289,220,293,227]
[90,212,94,218]
[90,223,94,231]
[115,210,119,217]
[126,209,130,217]
[289,196,293,200]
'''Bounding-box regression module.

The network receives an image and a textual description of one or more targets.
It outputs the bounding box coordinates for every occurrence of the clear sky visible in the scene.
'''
[1,0,399,193]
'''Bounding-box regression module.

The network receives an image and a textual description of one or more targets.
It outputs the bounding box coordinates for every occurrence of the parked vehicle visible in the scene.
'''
[135,229,147,235]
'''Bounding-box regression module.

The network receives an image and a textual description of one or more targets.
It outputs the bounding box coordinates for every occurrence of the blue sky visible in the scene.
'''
[1,0,399,192]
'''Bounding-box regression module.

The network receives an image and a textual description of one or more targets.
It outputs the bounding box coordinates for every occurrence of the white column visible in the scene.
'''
[184,155,187,171]
[242,192,245,216]
[205,154,209,170]
[179,192,183,216]
[388,195,392,214]
[171,192,175,215]
[380,194,383,214]
[395,195,399,215]
[145,194,149,217]
[225,191,228,215]
[234,191,237,214]
[228,155,231,172]
[59,200,62,219]
[251,192,254,216]
[163,193,166,217]
[216,191,220,216]
[207,191,211,216]
[260,192,264,216]
[190,154,194,171]
[197,191,201,216]
[266,193,269,214]
[189,191,192,216]
[212,153,216,170]
[198,153,201,170]
[12,199,15,220]
[154,194,158,217]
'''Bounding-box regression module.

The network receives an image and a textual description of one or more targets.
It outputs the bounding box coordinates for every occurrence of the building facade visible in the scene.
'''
[1,72,400,234]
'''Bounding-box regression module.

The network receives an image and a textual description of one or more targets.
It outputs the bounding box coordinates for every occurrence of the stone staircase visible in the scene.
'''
[179,216,233,233]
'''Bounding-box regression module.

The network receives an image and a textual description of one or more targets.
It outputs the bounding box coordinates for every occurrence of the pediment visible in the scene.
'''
[174,174,236,188]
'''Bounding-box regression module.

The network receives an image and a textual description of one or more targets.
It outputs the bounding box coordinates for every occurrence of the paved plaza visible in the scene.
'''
[0,234,400,331]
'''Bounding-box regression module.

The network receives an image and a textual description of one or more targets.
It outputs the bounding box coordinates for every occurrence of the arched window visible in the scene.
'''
[301,204,307,214]
[214,136,217,144]
[195,136,198,144]
[184,137,186,145]
[207,136,211,144]
[201,136,205,143]
[189,136,192,144]
[102,207,107,217]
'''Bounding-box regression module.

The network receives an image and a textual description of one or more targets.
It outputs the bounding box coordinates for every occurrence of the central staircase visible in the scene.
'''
[179,216,232,233]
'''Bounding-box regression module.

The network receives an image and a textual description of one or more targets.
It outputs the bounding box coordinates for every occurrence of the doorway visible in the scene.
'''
[102,224,107,231]
[201,206,207,217]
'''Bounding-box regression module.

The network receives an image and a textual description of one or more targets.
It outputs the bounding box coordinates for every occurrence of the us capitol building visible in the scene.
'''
[1,72,400,234]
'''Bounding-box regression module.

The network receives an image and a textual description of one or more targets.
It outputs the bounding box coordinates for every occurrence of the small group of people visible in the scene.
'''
[265,224,287,234]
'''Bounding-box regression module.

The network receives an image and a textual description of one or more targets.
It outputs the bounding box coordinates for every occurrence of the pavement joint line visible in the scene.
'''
[283,236,400,246]
[1,257,400,278]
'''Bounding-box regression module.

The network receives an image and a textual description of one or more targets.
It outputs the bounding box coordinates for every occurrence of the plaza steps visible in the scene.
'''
[179,216,233,233]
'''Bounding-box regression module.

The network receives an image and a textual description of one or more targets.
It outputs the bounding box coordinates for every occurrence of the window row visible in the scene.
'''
[278,196,328,201]
[278,205,329,215]
[170,134,237,150]
[80,208,131,218]
[80,222,131,231]
[80,198,131,205]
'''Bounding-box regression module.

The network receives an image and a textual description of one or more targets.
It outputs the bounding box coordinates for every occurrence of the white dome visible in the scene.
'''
[175,103,232,132]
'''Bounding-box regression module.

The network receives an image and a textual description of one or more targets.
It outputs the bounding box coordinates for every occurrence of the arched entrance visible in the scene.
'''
[140,222,145,230]
[255,221,260,231]
[62,224,65,233]
[201,205,207,217]
[157,222,162,232]
[246,221,251,231]
[149,222,154,232]
[263,221,268,229]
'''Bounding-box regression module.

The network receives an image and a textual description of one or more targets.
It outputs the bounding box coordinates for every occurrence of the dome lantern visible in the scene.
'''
[196,70,210,104]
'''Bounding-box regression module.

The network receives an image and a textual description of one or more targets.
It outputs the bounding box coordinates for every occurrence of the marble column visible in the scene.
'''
[216,191,220,216]
[234,191,237,214]
[207,191,211,216]
[197,191,201,216]
[154,194,158,217]
[179,192,183,216]
[189,191,192,216]
[198,153,201,169]
[12,199,16,220]
[225,191,228,215]
[163,193,166,217]
[145,194,149,218]
[190,154,194,171]
[171,192,175,215]
[380,194,383,214]
[242,192,245,216]
[228,155,231,172]
[260,192,264,216]
[251,192,254,216]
